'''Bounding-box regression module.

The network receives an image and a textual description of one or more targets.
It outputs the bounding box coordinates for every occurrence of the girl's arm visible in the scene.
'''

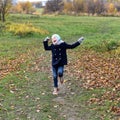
[43,37,52,50]
[65,37,84,49]
[65,41,80,49]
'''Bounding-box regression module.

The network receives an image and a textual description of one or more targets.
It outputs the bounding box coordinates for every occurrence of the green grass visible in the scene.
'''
[5,14,120,52]
[0,14,120,120]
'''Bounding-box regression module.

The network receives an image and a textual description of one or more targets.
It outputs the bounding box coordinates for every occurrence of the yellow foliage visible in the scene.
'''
[14,1,35,14]
[115,47,120,56]
[64,2,73,13]
[6,23,49,37]
[107,3,117,13]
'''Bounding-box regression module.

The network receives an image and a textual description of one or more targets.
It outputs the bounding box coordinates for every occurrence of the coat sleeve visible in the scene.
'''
[65,41,80,49]
[43,41,52,50]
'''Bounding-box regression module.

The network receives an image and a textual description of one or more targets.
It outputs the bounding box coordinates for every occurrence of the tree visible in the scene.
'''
[107,3,117,14]
[73,0,84,13]
[0,0,12,22]
[13,1,35,14]
[115,2,120,12]
[86,0,95,15]
[44,0,64,13]
[63,1,73,14]
[85,0,105,15]
[94,0,105,15]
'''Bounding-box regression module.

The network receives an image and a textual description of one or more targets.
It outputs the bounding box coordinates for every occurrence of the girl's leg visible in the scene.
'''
[52,66,59,95]
[52,66,58,88]
[58,66,64,77]
[52,65,64,95]
[58,66,64,84]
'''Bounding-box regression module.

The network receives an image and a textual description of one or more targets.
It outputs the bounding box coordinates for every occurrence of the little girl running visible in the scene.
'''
[43,34,84,95]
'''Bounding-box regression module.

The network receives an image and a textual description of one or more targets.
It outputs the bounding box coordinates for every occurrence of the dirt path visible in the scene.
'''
[21,67,87,120]
[26,52,93,120]
[52,82,81,120]
[48,71,92,120]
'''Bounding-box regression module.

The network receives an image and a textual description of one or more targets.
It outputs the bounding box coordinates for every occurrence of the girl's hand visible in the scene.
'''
[77,37,84,43]
[44,37,50,41]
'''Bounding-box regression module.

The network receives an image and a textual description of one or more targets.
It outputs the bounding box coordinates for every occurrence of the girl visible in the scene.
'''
[43,34,84,95]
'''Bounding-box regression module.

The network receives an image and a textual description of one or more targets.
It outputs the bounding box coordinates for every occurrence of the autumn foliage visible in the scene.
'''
[0,53,27,80]
[44,0,120,16]
[11,1,35,14]
[67,50,120,116]
[6,23,49,37]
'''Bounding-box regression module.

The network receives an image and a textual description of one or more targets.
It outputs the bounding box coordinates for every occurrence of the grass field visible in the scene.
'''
[0,14,120,120]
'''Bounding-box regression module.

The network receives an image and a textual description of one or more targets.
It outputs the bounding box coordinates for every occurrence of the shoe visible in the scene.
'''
[60,77,64,84]
[52,88,58,95]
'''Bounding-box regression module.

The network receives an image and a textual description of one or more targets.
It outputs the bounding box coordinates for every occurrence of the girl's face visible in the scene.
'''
[52,36,58,45]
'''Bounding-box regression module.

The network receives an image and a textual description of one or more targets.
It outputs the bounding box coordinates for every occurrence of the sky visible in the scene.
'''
[18,0,47,2]
[12,0,48,6]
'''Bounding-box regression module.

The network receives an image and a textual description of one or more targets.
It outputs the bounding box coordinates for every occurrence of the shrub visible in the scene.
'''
[6,23,49,37]
[86,40,120,53]
[0,22,5,34]
[107,40,119,51]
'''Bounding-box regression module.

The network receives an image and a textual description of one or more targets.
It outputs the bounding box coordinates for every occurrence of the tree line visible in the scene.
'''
[44,0,120,16]
[0,0,120,22]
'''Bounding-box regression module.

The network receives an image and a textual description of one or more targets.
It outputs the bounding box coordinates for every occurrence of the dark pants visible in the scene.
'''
[52,65,64,88]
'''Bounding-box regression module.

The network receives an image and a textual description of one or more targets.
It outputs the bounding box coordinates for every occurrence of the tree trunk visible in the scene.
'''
[1,7,5,22]
[1,11,5,22]
[0,12,1,21]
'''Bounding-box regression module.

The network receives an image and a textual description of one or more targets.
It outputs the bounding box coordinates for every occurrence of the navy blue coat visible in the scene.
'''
[43,41,80,66]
